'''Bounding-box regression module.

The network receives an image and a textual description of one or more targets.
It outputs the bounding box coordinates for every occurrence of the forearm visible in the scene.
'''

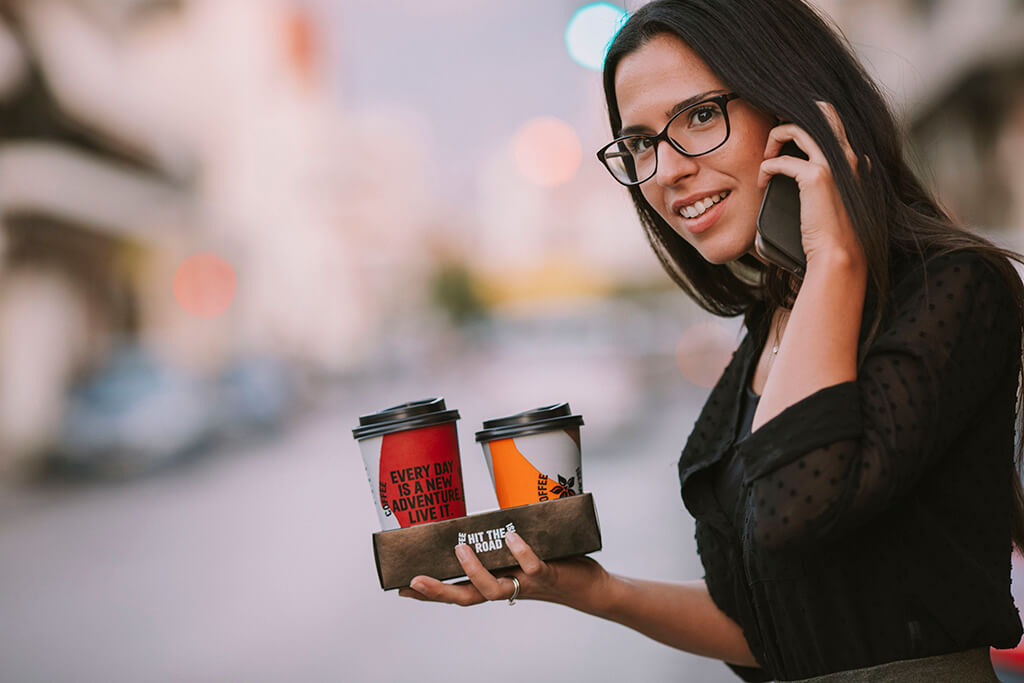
[570,573,759,667]
[753,250,867,432]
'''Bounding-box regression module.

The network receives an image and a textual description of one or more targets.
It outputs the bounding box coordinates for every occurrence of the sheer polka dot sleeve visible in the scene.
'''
[734,251,1021,551]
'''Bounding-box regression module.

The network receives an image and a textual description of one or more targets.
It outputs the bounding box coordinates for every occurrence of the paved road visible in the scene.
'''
[0,371,739,683]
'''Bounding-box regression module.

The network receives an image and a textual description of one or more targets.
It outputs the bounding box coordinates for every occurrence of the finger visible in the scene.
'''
[397,578,471,600]
[405,574,487,607]
[762,123,825,167]
[757,154,826,190]
[398,587,432,602]
[505,531,548,579]
[455,543,518,602]
[815,101,858,173]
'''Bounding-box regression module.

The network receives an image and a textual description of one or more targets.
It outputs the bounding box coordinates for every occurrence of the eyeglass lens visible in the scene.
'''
[602,100,728,185]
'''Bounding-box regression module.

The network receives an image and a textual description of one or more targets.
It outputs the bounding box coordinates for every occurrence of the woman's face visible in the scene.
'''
[613,34,776,264]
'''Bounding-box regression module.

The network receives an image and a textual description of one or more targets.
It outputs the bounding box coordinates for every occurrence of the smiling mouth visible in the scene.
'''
[678,191,730,219]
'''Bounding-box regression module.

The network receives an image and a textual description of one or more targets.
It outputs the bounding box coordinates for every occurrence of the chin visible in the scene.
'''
[686,225,757,265]
[698,242,755,266]
[700,253,731,266]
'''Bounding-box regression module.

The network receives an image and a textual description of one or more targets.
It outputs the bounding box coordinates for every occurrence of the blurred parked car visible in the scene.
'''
[47,346,295,479]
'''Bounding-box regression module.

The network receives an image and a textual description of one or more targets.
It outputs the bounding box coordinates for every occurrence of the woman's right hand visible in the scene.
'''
[398,531,610,611]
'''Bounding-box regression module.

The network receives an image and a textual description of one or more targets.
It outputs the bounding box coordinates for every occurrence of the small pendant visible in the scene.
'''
[771,345,779,354]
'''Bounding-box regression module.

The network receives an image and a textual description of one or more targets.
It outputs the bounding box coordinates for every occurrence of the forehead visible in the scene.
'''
[614,33,725,127]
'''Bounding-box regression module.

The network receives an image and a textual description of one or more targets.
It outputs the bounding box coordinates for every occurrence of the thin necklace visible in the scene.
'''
[754,312,785,395]
[767,310,788,360]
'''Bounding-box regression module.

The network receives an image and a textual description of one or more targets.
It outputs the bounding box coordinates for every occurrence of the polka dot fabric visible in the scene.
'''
[676,251,1024,682]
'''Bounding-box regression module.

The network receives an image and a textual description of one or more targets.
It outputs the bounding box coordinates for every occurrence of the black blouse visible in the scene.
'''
[712,382,759,525]
[679,250,1024,681]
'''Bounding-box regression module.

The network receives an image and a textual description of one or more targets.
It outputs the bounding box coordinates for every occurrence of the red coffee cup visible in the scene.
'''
[353,398,468,530]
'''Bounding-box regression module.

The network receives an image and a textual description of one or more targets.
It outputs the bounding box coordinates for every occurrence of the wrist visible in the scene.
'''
[551,559,616,616]
[585,571,638,621]
[585,568,619,617]
[805,245,867,279]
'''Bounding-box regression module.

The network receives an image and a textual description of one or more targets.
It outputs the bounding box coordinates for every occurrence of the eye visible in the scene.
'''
[626,136,654,155]
[688,105,721,127]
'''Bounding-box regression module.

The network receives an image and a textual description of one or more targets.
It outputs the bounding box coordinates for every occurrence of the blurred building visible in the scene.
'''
[816,0,1024,240]
[0,0,455,471]
[0,0,194,462]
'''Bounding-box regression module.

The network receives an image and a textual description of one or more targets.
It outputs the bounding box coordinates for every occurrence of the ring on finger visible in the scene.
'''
[507,576,520,606]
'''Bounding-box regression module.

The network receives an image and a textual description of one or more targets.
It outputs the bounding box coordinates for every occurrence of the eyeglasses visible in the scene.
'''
[596,93,740,186]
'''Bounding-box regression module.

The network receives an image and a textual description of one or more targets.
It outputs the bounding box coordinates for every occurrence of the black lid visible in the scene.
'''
[352,398,460,440]
[474,403,583,442]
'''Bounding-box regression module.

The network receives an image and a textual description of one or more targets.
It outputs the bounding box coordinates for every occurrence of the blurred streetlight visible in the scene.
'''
[512,116,582,188]
[565,2,628,72]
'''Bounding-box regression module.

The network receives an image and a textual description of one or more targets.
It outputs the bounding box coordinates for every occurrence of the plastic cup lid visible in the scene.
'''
[352,397,460,440]
[474,403,583,442]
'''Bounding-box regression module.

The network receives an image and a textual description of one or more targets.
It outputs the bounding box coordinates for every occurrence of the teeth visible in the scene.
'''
[680,191,729,219]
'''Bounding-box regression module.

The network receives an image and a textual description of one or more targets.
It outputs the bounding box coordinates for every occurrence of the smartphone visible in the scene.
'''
[755,140,808,275]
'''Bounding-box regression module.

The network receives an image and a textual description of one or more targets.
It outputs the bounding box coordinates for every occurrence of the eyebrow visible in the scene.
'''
[618,90,720,137]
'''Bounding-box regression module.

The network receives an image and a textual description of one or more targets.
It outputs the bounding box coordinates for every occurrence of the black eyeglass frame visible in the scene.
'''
[596,92,741,186]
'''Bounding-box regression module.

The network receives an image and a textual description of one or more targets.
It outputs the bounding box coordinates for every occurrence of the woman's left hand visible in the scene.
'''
[757,102,866,269]
[398,531,609,610]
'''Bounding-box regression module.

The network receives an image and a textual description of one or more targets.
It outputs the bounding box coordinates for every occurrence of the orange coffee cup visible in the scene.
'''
[475,403,584,509]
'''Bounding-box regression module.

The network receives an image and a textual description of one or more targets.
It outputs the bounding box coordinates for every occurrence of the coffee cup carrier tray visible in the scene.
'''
[372,493,602,590]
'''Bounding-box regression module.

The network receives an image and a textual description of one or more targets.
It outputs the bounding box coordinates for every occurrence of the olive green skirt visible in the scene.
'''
[788,647,999,682]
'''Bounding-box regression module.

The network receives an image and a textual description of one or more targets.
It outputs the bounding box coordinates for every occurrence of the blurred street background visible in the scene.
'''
[0,0,1022,681]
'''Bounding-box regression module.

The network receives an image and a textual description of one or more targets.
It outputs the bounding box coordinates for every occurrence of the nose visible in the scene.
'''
[652,139,699,187]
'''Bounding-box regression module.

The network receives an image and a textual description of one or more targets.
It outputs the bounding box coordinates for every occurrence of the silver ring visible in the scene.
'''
[507,576,520,605]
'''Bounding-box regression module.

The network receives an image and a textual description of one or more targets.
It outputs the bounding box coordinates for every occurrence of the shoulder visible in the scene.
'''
[875,248,1023,362]
[889,248,1019,315]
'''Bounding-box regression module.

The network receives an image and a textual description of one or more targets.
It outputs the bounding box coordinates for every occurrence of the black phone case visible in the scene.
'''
[756,141,807,275]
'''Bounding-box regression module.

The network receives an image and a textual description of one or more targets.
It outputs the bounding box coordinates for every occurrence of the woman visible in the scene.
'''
[400,1,1024,679]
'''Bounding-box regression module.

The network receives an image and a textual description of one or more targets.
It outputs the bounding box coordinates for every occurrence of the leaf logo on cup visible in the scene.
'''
[546,474,577,499]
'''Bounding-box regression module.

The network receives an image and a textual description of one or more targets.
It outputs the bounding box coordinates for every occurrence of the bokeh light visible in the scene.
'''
[565,2,629,72]
[675,321,736,388]
[512,116,582,187]
[173,253,237,319]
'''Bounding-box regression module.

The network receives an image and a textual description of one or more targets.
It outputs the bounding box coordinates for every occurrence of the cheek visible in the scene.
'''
[639,184,666,218]
[728,139,764,177]
[735,125,773,176]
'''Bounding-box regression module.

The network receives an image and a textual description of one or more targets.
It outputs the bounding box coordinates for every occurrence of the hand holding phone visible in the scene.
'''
[755,140,808,275]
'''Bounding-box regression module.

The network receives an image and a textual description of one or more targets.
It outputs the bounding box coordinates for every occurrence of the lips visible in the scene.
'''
[671,190,731,219]
[670,190,730,235]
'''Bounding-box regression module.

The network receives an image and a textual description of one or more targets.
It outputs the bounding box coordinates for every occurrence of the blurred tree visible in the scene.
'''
[428,258,488,326]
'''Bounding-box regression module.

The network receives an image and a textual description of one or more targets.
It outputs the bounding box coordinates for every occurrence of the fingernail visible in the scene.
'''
[410,579,425,592]
[506,531,521,546]
[455,543,470,560]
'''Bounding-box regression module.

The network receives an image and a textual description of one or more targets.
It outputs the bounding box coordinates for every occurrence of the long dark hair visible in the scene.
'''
[603,0,1024,551]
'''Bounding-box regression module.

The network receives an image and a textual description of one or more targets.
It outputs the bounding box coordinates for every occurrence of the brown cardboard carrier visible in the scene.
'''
[372,493,602,590]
